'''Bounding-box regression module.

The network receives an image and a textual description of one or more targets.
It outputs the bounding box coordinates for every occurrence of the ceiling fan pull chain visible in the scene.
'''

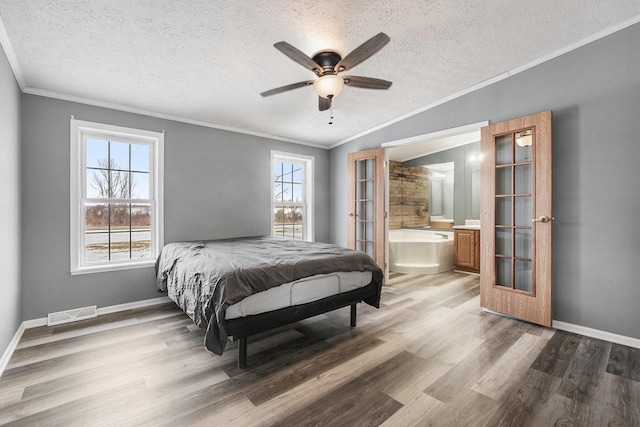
[329,100,334,125]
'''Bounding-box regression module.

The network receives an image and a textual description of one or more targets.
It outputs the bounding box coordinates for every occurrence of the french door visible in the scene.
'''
[347,148,385,270]
[480,111,553,327]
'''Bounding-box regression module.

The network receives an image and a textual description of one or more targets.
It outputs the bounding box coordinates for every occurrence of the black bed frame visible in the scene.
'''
[225,281,379,368]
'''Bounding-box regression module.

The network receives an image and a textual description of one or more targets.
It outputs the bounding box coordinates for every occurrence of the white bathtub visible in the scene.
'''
[389,229,454,274]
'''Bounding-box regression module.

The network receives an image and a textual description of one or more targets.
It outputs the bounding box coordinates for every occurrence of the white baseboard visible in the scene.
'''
[97,296,171,315]
[482,308,640,350]
[0,322,25,378]
[0,296,172,378]
[22,317,47,328]
[552,321,640,350]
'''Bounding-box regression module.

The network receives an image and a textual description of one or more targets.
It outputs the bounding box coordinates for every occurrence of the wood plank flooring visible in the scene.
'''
[1,271,639,426]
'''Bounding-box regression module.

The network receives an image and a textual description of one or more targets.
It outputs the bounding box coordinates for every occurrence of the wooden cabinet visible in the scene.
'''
[454,229,480,274]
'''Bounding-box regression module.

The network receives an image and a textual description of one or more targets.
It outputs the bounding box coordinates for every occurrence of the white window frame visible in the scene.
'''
[271,151,314,242]
[70,119,164,274]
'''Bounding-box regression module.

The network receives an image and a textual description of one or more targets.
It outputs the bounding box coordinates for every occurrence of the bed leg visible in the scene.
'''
[238,337,247,368]
[350,303,357,327]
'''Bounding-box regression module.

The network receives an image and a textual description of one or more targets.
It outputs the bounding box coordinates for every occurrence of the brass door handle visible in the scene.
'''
[531,215,553,223]
[348,212,356,218]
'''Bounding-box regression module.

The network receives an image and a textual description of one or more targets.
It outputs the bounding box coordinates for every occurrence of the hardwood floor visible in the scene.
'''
[1,271,639,426]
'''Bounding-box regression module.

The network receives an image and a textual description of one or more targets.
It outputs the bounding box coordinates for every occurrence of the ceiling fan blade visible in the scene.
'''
[335,33,390,72]
[343,76,392,90]
[260,81,314,97]
[319,96,331,111]
[274,42,323,74]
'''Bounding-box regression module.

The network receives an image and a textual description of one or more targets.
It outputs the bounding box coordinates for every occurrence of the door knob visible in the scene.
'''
[348,212,356,218]
[531,215,552,223]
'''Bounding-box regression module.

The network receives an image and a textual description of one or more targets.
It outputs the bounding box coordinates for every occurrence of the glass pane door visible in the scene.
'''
[355,158,377,258]
[480,110,552,327]
[348,147,385,270]
[494,129,535,294]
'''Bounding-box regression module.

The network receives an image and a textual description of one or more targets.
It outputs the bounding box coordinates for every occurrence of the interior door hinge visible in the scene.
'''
[385,211,388,219]
[384,262,388,270]
[383,160,388,168]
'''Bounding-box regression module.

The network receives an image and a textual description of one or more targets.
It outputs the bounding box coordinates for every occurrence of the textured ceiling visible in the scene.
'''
[1,1,640,147]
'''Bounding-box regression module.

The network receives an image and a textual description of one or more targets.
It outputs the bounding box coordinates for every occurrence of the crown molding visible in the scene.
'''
[0,13,25,90]
[24,87,329,149]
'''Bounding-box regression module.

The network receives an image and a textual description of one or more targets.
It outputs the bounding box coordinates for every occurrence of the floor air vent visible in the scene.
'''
[47,305,98,326]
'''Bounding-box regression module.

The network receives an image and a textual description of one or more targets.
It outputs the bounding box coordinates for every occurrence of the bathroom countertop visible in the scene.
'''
[452,225,481,230]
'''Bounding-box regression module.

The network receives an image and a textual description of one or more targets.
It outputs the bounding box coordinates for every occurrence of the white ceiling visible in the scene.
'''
[1,1,640,148]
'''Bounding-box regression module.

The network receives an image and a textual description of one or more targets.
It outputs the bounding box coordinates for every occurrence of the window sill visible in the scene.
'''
[71,259,156,275]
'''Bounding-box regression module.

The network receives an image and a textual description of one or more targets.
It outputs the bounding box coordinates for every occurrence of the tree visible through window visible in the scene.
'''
[272,152,313,241]
[85,138,152,262]
[273,160,304,239]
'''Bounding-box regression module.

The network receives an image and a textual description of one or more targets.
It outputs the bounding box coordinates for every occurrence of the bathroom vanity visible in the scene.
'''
[453,222,481,274]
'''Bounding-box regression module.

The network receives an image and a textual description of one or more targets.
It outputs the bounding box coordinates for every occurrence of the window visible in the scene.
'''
[70,119,164,274]
[271,151,313,241]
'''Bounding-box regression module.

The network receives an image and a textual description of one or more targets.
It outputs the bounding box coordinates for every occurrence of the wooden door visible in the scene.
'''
[480,111,553,327]
[347,148,385,269]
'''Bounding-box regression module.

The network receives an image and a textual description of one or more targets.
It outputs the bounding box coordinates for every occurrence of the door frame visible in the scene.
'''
[381,121,489,281]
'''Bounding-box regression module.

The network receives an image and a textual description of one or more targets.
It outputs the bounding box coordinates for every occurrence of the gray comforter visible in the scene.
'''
[156,236,383,354]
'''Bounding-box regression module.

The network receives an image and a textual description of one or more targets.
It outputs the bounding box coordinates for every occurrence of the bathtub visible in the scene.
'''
[388,229,454,274]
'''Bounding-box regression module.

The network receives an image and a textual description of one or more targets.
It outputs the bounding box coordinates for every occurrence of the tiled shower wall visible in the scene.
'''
[389,161,429,229]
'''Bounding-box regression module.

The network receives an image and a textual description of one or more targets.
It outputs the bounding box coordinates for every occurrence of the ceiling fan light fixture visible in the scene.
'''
[264,33,391,111]
[516,130,533,147]
[314,74,344,99]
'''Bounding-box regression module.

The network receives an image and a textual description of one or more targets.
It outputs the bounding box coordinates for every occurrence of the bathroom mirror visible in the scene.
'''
[471,162,481,218]
[425,162,454,219]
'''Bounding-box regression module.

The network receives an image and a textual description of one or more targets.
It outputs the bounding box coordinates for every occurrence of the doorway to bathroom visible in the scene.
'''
[382,121,487,281]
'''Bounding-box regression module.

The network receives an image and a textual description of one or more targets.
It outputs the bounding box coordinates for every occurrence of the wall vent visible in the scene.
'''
[47,305,97,326]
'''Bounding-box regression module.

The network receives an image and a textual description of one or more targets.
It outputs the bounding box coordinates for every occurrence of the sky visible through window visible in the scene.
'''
[84,137,152,263]
[86,138,150,199]
[273,160,304,240]
[273,161,303,202]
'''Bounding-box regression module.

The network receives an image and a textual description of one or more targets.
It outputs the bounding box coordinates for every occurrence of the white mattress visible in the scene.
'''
[225,271,373,320]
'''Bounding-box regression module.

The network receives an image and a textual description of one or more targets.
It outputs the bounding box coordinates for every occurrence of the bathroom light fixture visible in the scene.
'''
[516,130,533,147]
[313,74,344,99]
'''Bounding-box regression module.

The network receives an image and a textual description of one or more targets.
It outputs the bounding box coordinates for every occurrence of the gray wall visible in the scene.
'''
[404,142,481,226]
[331,23,640,339]
[21,95,330,320]
[0,44,21,354]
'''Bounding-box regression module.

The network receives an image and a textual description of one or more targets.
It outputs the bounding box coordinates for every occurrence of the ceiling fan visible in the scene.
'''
[260,32,393,112]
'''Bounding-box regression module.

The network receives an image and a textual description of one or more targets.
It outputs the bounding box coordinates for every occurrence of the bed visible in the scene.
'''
[156,236,383,367]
